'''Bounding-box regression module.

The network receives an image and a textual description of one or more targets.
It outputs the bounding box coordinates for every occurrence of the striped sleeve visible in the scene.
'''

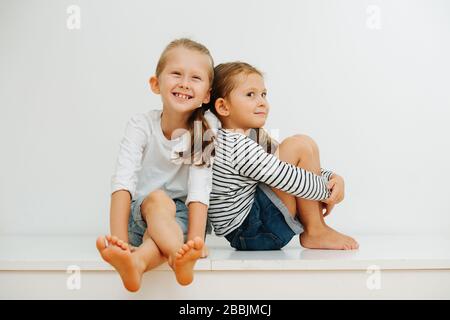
[231,135,331,201]
[321,168,334,181]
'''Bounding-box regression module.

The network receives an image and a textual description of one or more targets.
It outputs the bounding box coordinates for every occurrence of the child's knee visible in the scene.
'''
[146,189,172,203]
[141,189,176,219]
[293,134,318,152]
[283,134,316,158]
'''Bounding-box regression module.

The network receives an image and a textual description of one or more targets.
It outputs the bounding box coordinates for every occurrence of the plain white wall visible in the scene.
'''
[1,0,449,236]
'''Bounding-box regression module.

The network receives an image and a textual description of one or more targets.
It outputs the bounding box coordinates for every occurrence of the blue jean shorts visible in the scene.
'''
[224,184,304,250]
[128,195,212,248]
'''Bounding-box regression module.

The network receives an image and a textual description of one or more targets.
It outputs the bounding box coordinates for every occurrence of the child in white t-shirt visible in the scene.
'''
[96,38,217,291]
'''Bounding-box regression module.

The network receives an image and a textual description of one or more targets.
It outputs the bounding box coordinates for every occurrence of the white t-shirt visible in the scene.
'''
[111,109,219,206]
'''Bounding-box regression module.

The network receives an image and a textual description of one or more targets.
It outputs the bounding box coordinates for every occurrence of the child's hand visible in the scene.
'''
[321,174,345,217]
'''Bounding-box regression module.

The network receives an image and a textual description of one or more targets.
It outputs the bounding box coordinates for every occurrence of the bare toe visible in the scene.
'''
[193,237,204,250]
[96,236,107,251]
[96,239,143,292]
[348,238,358,249]
[172,238,204,286]
[186,240,194,248]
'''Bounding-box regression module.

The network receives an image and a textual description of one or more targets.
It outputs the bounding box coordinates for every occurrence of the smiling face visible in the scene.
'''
[217,72,269,131]
[150,47,212,114]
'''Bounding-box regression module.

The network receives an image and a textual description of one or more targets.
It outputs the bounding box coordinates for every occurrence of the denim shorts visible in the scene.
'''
[128,195,212,247]
[224,184,304,250]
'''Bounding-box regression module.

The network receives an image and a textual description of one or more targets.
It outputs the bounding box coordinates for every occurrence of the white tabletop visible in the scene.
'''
[1,234,449,271]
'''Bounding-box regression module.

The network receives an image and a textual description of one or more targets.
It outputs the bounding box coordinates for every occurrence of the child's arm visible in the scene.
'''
[187,202,209,257]
[187,202,209,258]
[187,202,208,240]
[185,164,213,257]
[232,135,331,201]
[110,114,148,243]
[321,168,335,181]
[110,190,132,243]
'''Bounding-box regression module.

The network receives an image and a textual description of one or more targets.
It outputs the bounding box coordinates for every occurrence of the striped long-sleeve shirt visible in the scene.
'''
[208,128,334,236]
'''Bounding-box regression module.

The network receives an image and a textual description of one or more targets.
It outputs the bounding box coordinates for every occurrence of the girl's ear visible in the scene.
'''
[149,76,160,94]
[215,98,230,117]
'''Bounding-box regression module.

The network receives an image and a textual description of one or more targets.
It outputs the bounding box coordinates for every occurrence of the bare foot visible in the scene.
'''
[300,226,359,250]
[96,235,144,292]
[170,237,204,286]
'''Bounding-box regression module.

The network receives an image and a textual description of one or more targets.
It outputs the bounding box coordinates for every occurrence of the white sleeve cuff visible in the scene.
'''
[185,193,210,207]
[111,180,136,200]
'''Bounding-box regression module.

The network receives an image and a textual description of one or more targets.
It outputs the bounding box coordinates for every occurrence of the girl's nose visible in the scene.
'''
[179,76,190,89]
[258,96,267,106]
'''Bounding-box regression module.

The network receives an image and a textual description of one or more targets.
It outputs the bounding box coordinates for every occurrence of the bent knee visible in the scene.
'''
[146,189,170,201]
[283,134,317,156]
[293,134,318,149]
[141,189,176,218]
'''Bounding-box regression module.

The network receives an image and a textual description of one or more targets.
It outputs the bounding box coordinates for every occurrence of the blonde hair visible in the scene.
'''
[208,62,278,154]
[156,38,215,166]
[156,38,214,86]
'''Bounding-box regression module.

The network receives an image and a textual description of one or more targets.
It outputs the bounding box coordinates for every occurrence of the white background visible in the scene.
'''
[1,0,449,236]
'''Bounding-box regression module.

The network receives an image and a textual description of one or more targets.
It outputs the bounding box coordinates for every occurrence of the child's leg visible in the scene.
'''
[137,229,167,272]
[270,134,359,250]
[96,232,165,292]
[96,190,204,291]
[140,189,204,285]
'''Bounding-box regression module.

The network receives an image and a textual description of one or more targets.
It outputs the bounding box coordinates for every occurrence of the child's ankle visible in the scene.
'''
[132,254,147,274]
[167,254,176,268]
[304,224,327,235]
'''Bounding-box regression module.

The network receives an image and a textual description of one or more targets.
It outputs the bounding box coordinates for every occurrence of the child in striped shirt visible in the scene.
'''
[206,62,359,250]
